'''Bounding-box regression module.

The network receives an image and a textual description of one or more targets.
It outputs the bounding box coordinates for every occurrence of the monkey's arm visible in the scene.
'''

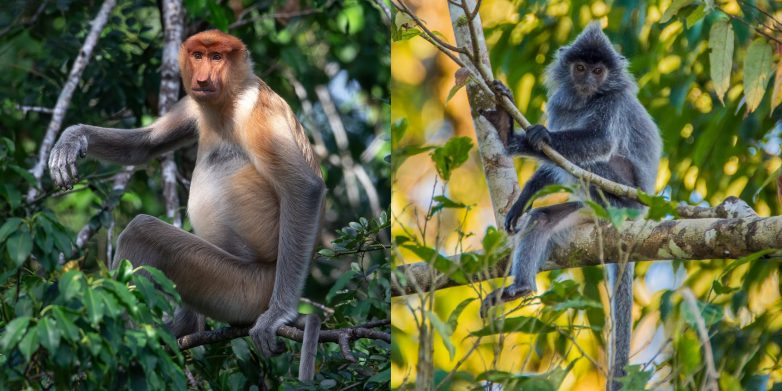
[241,105,325,357]
[49,97,198,189]
[505,166,559,232]
[508,124,614,165]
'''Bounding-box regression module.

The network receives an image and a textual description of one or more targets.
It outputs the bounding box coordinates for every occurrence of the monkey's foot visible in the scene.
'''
[490,80,515,103]
[480,284,535,318]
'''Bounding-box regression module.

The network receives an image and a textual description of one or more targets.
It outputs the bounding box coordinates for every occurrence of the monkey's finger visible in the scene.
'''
[52,152,67,189]
[67,158,79,184]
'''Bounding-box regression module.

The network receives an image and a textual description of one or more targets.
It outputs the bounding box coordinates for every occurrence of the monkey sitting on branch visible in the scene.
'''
[480,22,662,388]
[48,30,325,359]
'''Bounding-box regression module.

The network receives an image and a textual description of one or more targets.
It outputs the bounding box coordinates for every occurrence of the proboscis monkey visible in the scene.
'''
[49,30,325,358]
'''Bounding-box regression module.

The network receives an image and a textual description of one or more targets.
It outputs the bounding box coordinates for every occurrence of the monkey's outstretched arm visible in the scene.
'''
[49,98,198,188]
[240,106,325,357]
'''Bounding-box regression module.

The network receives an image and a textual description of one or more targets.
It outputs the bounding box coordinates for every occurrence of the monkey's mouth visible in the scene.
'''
[575,85,598,97]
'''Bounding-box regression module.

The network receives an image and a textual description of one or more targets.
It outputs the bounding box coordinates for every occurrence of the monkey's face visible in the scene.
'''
[180,31,249,107]
[184,48,229,103]
[569,61,608,97]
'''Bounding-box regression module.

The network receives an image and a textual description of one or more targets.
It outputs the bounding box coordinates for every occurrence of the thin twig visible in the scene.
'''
[394,0,645,202]
[26,0,118,202]
[176,320,391,356]
[681,289,719,391]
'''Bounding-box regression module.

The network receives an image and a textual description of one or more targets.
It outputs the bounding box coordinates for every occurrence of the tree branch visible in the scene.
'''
[159,0,185,228]
[176,320,391,362]
[26,0,118,202]
[393,200,782,295]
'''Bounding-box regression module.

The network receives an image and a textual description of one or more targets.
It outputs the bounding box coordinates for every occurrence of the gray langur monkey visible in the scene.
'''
[48,30,325,361]
[480,22,661,389]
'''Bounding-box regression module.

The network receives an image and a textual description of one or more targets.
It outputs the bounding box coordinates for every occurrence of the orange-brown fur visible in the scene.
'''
[50,31,325,356]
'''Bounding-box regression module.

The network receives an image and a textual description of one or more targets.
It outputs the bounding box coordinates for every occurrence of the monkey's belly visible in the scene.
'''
[188,163,280,262]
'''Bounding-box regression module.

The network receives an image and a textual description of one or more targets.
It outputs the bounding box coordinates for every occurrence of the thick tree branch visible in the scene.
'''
[159,0,185,228]
[176,320,391,362]
[393,211,782,295]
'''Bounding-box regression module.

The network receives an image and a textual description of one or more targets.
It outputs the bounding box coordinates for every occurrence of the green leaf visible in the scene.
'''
[682,300,724,328]
[710,20,737,103]
[114,259,134,283]
[550,298,602,312]
[17,326,38,362]
[426,310,455,359]
[685,4,706,28]
[431,195,467,215]
[142,266,179,300]
[318,248,336,257]
[37,317,60,352]
[617,365,653,390]
[660,0,695,23]
[391,118,407,148]
[606,207,642,228]
[771,47,782,113]
[6,228,33,267]
[101,279,139,313]
[367,368,390,384]
[719,373,743,391]
[446,298,476,330]
[326,270,358,302]
[51,229,72,255]
[0,217,22,242]
[59,270,84,301]
[401,243,467,284]
[676,331,702,377]
[471,316,554,336]
[660,290,674,320]
[0,316,32,351]
[430,136,473,181]
[743,38,774,113]
[84,288,104,325]
[638,193,678,220]
[712,280,737,295]
[8,165,36,186]
[51,307,79,342]
[585,200,609,220]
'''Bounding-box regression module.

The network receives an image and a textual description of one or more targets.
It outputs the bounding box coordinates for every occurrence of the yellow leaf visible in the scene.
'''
[743,39,774,113]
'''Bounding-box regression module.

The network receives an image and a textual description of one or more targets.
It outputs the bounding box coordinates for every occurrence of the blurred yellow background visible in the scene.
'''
[391,0,782,389]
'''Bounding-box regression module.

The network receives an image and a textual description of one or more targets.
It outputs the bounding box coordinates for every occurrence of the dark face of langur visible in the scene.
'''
[570,61,608,97]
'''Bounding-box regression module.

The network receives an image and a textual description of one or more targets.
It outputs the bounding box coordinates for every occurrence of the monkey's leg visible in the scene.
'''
[168,307,205,337]
[505,165,560,233]
[481,202,584,317]
[113,214,275,329]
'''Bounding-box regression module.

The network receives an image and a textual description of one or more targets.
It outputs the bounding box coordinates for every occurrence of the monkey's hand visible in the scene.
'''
[490,80,515,104]
[249,307,295,357]
[479,284,535,318]
[504,201,527,233]
[48,125,88,190]
[526,124,551,151]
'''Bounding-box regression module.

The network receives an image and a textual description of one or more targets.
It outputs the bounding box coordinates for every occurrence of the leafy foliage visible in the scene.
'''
[0,0,390,389]
[0,261,185,389]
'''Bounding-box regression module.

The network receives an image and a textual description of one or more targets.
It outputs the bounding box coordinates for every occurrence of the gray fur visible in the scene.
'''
[484,22,661,390]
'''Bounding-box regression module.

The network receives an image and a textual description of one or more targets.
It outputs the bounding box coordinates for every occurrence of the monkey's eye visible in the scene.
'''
[211,53,222,61]
[592,67,603,75]
[193,52,203,60]
[575,64,585,72]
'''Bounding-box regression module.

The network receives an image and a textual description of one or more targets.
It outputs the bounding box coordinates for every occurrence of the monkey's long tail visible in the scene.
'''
[607,262,634,391]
